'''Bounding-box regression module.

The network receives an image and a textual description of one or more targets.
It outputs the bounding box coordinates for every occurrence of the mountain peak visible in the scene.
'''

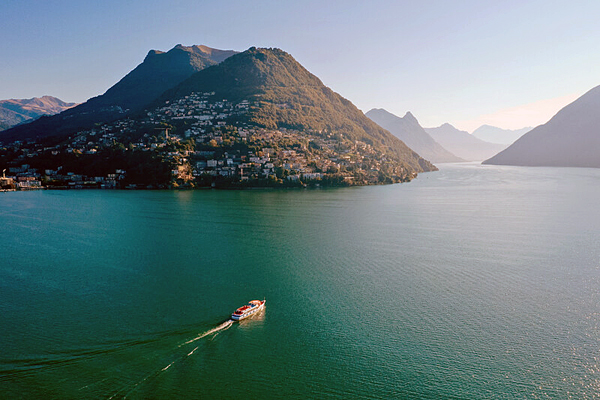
[161,46,323,104]
[366,108,462,163]
[403,111,418,124]
[425,123,507,161]
[145,49,165,59]
[366,109,419,125]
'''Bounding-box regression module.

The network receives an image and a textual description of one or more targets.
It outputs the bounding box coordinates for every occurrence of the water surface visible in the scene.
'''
[1,163,600,398]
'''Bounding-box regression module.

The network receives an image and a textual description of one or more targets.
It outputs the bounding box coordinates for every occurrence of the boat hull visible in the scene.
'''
[231,300,265,321]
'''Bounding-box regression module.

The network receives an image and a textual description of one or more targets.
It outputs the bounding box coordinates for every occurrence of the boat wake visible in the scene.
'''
[108,319,234,399]
[179,319,233,347]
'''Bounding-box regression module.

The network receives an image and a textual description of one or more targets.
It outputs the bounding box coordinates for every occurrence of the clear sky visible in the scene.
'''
[2,0,599,132]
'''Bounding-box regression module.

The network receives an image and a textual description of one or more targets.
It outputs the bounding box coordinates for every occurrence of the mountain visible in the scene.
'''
[365,109,463,163]
[425,123,507,161]
[0,96,77,131]
[155,47,436,175]
[484,85,600,168]
[471,125,531,145]
[0,47,436,188]
[0,44,237,142]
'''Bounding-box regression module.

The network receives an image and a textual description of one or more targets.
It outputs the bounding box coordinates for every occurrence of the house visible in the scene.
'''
[196,161,207,169]
[303,173,323,180]
[262,148,276,157]
[16,179,42,190]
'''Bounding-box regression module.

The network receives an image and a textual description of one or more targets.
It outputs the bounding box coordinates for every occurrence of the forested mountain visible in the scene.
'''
[158,47,436,173]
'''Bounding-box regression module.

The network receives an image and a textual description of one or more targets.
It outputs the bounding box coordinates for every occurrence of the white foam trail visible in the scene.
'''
[161,362,174,371]
[179,320,233,347]
[187,346,199,357]
[111,319,234,399]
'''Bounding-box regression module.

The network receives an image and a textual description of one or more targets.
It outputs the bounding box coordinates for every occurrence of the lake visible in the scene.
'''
[1,163,600,399]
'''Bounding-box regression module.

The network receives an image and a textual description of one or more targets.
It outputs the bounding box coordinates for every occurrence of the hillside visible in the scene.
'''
[0,96,77,131]
[472,125,531,145]
[0,45,237,142]
[425,123,506,161]
[484,85,600,168]
[0,47,436,189]
[158,47,436,173]
[365,108,462,163]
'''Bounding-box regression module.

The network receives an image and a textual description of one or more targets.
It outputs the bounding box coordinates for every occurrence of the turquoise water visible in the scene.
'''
[1,163,600,399]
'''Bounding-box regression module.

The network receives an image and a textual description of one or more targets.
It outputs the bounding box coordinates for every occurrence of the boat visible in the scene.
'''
[231,299,265,321]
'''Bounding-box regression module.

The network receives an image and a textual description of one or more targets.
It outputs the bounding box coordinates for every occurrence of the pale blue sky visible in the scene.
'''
[2,0,599,131]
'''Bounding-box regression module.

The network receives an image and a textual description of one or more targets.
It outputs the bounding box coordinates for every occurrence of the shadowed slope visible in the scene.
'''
[484,85,600,168]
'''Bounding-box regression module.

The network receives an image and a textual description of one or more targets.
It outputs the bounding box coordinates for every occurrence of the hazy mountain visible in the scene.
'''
[159,47,436,174]
[472,125,531,145]
[484,85,600,168]
[425,123,507,161]
[0,96,77,131]
[0,44,237,142]
[365,109,463,163]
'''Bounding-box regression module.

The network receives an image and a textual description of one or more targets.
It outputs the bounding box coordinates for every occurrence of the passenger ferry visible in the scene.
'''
[231,299,265,321]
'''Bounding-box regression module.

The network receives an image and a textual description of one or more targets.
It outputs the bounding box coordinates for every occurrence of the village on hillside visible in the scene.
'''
[0,92,414,191]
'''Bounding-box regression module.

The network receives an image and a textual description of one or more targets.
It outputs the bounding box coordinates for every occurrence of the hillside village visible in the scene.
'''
[0,92,415,191]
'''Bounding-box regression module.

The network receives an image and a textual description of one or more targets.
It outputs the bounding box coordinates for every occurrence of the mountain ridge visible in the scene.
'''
[366,108,463,163]
[425,123,506,161]
[0,96,77,131]
[471,124,531,145]
[0,44,238,142]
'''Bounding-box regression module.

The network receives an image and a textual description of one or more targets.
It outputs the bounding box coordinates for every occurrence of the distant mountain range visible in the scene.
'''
[366,109,463,163]
[484,85,600,168]
[471,125,531,145]
[0,45,238,142]
[425,123,506,161]
[0,96,77,131]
